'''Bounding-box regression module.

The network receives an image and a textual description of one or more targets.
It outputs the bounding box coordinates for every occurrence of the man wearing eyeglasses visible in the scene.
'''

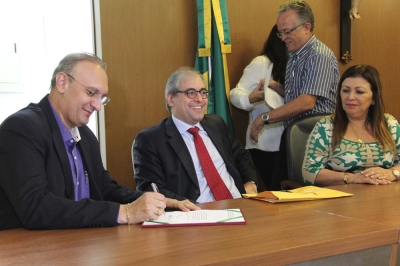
[133,67,258,203]
[0,53,199,230]
[249,0,339,190]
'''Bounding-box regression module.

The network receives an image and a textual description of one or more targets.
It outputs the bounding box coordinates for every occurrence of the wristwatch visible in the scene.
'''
[392,169,400,181]
[261,113,270,125]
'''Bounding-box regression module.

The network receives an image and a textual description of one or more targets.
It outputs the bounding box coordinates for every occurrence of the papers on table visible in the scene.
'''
[243,186,353,203]
[141,209,246,228]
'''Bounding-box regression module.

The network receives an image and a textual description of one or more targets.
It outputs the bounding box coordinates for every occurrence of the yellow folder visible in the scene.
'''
[242,186,353,203]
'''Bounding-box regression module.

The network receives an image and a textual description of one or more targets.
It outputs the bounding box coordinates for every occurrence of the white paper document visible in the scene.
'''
[263,62,284,109]
[142,209,246,227]
[265,87,284,109]
[264,62,274,90]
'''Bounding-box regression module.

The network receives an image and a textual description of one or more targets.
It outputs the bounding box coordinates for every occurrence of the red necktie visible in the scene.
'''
[187,127,233,200]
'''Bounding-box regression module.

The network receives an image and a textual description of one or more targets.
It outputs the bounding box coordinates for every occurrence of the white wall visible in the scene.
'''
[0,0,97,134]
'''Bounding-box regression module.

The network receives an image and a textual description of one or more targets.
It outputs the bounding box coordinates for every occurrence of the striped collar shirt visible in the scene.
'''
[284,35,339,127]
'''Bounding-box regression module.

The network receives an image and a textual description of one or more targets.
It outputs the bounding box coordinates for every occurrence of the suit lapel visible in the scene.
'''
[201,117,228,159]
[38,96,75,200]
[165,117,199,187]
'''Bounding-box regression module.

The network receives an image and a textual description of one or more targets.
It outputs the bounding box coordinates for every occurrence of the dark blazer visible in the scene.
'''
[0,95,143,230]
[133,115,257,202]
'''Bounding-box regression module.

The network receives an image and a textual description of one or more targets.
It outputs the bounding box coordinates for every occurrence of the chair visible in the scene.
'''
[285,113,331,187]
[131,139,136,173]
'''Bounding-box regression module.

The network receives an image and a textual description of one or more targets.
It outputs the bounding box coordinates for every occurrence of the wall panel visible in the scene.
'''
[100,0,197,188]
[347,0,400,118]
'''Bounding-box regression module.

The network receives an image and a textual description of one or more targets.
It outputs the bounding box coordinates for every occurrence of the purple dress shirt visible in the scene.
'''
[50,100,90,200]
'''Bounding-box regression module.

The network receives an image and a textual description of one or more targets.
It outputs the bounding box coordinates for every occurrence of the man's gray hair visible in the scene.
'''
[164,67,205,113]
[50,52,107,89]
[278,0,314,32]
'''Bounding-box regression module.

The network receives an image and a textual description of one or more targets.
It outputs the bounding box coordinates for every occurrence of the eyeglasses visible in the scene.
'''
[176,88,209,99]
[276,24,304,38]
[67,74,111,105]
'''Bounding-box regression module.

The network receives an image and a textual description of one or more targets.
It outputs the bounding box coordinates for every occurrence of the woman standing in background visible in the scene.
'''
[230,25,288,190]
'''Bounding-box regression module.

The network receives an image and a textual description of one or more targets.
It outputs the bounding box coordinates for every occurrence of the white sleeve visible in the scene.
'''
[230,56,271,111]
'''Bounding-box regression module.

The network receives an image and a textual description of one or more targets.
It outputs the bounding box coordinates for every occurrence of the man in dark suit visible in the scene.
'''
[0,53,198,231]
[133,67,258,202]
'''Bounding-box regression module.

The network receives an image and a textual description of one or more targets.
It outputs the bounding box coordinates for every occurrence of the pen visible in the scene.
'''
[151,183,164,215]
[151,182,159,193]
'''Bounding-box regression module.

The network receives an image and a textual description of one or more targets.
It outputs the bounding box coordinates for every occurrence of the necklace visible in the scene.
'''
[349,123,365,149]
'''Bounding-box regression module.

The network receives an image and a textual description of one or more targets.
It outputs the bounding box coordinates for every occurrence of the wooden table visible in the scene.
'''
[291,183,400,230]
[290,182,400,266]
[1,189,399,266]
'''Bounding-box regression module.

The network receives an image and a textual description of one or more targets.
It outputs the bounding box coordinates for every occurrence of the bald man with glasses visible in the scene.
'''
[0,53,199,231]
[133,67,258,203]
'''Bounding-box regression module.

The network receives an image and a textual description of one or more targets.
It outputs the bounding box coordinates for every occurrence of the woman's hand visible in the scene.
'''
[248,79,265,103]
[348,171,391,185]
[361,167,394,181]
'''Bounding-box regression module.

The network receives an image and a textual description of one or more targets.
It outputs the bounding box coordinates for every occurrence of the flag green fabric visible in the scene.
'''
[195,0,235,135]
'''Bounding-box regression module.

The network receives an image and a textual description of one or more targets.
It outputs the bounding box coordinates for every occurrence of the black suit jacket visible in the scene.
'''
[0,95,143,230]
[133,115,257,202]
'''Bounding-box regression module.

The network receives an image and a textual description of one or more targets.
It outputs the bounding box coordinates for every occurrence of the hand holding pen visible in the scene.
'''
[151,183,165,216]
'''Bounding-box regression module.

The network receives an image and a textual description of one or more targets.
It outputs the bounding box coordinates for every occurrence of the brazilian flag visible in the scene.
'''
[195,0,235,135]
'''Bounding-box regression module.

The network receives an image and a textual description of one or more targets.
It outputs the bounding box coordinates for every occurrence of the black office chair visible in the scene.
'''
[284,113,331,188]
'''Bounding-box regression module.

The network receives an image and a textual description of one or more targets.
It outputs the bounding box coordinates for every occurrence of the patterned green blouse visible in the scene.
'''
[302,114,400,185]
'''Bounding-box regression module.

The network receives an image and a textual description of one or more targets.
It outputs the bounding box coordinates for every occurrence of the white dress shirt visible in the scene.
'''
[172,115,241,202]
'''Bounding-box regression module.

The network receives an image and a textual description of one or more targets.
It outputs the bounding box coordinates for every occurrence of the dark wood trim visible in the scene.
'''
[340,0,352,64]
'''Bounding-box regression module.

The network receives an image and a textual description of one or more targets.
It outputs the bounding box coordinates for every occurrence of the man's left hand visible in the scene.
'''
[244,181,258,194]
[166,198,201,212]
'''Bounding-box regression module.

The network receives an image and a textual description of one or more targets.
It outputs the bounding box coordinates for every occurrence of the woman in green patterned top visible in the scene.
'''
[302,65,400,186]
